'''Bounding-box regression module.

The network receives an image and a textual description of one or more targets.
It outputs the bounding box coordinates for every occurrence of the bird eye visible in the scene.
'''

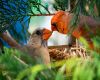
[36,30,42,35]
[51,23,57,27]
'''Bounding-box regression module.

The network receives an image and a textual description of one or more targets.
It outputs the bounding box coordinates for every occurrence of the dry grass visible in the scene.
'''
[48,45,88,61]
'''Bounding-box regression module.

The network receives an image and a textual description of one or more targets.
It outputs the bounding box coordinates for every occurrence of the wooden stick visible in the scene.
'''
[48,45,70,49]
[28,13,55,16]
[0,32,22,49]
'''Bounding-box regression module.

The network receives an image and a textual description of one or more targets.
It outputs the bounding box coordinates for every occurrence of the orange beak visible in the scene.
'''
[42,28,52,40]
[51,25,57,31]
[51,22,58,31]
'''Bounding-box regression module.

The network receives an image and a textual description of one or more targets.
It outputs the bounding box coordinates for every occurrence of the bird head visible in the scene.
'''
[51,10,70,34]
[28,28,52,48]
[42,28,52,40]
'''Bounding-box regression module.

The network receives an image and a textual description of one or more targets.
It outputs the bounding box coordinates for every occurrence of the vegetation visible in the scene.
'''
[0,47,100,80]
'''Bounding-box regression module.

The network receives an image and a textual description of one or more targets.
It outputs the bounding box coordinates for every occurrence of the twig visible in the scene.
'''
[0,32,22,49]
[13,55,28,66]
[48,45,70,49]
[26,13,55,16]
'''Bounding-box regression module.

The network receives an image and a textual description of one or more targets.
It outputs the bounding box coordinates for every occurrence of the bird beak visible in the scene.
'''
[51,25,57,31]
[51,23,57,31]
[51,22,68,34]
[42,28,52,40]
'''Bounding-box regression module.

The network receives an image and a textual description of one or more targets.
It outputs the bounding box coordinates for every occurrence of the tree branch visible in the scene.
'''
[26,13,55,16]
[0,32,22,50]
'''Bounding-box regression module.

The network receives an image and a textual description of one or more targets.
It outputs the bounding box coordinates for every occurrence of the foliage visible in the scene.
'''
[0,47,100,80]
[0,0,50,43]
[0,0,50,33]
[53,0,100,29]
[53,0,69,11]
[53,0,100,16]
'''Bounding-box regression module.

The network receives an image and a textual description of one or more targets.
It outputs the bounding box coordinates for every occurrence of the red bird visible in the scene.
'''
[51,10,100,49]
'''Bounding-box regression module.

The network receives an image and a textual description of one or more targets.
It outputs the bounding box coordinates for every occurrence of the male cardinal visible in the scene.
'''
[24,28,52,65]
[51,10,100,49]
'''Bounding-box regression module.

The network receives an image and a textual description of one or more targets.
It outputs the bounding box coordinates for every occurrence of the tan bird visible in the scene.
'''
[0,28,52,65]
[23,28,52,65]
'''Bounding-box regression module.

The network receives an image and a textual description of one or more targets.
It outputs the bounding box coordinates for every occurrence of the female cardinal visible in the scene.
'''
[0,28,52,65]
[23,28,52,65]
[51,10,100,49]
